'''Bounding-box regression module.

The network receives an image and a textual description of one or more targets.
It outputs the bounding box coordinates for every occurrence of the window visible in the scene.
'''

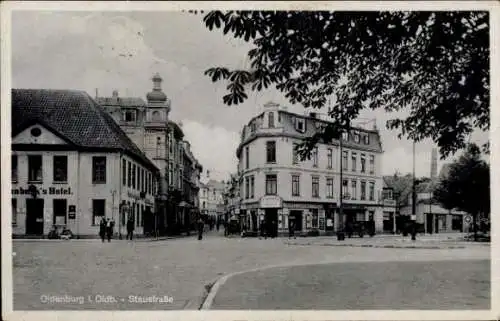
[278,112,281,123]
[295,117,306,133]
[312,176,319,198]
[152,111,161,121]
[292,175,300,196]
[361,181,366,200]
[354,132,360,143]
[92,199,105,226]
[342,179,348,197]
[141,168,144,192]
[127,161,132,187]
[342,151,348,171]
[369,155,375,174]
[141,205,145,227]
[311,209,319,228]
[245,177,250,199]
[169,163,173,186]
[369,181,375,201]
[12,199,17,226]
[169,133,173,153]
[123,109,136,122]
[361,154,366,173]
[122,159,127,186]
[364,134,370,145]
[250,176,255,198]
[245,147,250,169]
[136,166,140,190]
[351,180,357,200]
[312,147,318,167]
[327,148,333,169]
[53,156,68,182]
[131,164,136,189]
[342,132,349,141]
[148,173,151,194]
[136,203,140,227]
[12,155,18,182]
[28,155,43,182]
[92,157,106,184]
[53,199,67,225]
[250,122,256,133]
[265,174,277,195]
[292,143,299,164]
[268,112,275,128]
[266,141,276,163]
[351,152,357,172]
[326,178,334,198]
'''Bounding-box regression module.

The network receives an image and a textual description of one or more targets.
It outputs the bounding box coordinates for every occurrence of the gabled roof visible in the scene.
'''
[12,89,158,172]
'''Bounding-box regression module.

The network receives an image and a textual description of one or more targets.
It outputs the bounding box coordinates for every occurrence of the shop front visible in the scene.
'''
[259,196,282,237]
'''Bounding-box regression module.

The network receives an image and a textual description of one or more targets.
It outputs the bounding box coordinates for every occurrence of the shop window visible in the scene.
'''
[28,155,43,183]
[265,174,277,195]
[92,156,106,184]
[92,199,105,226]
[356,213,365,222]
[311,209,319,228]
[12,155,17,182]
[53,155,68,182]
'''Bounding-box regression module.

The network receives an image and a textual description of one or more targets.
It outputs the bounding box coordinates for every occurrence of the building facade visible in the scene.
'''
[180,140,203,230]
[199,175,226,220]
[236,102,385,236]
[11,89,159,238]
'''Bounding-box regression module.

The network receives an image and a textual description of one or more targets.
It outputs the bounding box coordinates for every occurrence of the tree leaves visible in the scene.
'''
[201,11,489,158]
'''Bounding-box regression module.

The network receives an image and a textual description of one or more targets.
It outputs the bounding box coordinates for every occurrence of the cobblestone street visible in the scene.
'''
[12,234,490,310]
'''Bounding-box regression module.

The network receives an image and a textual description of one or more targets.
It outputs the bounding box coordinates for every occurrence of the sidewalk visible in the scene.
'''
[284,233,488,249]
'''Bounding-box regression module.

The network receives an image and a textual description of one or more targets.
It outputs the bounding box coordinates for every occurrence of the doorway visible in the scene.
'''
[26,198,44,235]
[290,210,303,232]
[426,213,434,234]
[265,208,278,237]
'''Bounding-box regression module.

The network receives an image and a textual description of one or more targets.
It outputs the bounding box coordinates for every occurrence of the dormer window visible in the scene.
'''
[268,112,275,128]
[294,117,306,133]
[342,132,349,141]
[364,134,370,145]
[354,132,360,143]
[123,109,137,122]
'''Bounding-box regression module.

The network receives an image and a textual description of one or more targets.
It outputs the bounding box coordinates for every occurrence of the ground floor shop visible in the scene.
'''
[399,203,470,234]
[238,196,385,236]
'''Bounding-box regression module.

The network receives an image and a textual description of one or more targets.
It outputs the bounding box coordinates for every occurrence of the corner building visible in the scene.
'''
[236,102,385,236]
[11,89,159,238]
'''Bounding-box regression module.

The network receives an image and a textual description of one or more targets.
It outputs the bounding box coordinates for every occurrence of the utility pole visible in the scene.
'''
[411,141,417,241]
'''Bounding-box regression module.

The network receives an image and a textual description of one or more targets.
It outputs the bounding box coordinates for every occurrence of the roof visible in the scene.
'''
[168,121,184,140]
[95,96,147,107]
[12,89,159,172]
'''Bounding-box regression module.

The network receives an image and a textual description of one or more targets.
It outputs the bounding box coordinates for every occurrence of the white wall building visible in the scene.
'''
[236,102,385,236]
[11,89,159,238]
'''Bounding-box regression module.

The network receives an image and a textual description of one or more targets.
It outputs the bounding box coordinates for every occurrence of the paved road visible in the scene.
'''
[209,260,490,310]
[12,234,490,310]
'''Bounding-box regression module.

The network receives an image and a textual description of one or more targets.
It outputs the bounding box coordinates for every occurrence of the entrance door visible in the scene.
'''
[426,213,433,234]
[290,210,303,231]
[26,199,44,235]
[325,210,334,231]
[265,209,278,237]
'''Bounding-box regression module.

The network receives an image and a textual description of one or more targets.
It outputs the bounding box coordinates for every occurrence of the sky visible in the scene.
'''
[11,10,489,182]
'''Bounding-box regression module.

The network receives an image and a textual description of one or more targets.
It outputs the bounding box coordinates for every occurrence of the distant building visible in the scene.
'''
[236,102,385,236]
[199,175,226,220]
[11,89,159,238]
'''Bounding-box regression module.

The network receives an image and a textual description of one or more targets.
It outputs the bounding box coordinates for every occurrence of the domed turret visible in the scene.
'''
[146,73,167,102]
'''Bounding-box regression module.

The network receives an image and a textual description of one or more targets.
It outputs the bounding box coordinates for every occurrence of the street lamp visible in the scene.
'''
[411,141,417,241]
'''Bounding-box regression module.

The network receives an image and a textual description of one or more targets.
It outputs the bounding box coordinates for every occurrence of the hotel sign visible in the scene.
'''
[259,196,282,208]
[12,186,73,196]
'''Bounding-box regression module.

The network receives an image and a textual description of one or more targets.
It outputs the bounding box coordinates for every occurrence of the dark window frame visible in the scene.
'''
[292,175,300,196]
[28,155,43,183]
[266,141,276,163]
[265,174,278,195]
[312,176,320,198]
[92,156,106,184]
[53,155,68,183]
[12,155,18,182]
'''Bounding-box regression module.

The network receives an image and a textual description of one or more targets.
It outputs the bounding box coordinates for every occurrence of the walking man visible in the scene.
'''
[288,220,296,239]
[126,218,135,240]
[197,217,204,240]
[99,217,106,242]
[106,218,115,242]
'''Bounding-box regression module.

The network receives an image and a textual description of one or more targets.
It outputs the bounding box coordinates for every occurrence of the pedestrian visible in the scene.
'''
[271,220,277,238]
[216,219,220,232]
[126,218,135,240]
[260,219,267,239]
[289,220,295,239]
[106,218,115,242]
[197,217,204,240]
[223,220,228,237]
[99,217,106,242]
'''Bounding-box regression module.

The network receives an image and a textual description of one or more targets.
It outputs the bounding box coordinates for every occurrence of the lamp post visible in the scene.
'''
[411,141,417,241]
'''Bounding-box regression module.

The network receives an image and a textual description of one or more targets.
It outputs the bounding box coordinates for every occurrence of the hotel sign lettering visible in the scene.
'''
[12,186,73,196]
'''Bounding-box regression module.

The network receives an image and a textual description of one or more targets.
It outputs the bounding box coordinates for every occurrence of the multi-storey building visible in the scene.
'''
[181,140,203,230]
[236,102,385,236]
[199,175,226,220]
[11,89,159,238]
[97,73,170,235]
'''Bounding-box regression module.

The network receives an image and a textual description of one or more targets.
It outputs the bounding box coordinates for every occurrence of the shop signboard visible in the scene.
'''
[259,196,282,208]
[68,205,76,219]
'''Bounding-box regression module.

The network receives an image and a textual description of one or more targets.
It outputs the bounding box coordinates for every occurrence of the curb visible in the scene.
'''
[285,242,466,250]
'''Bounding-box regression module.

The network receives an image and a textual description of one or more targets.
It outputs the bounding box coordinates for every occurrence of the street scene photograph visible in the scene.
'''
[2,1,496,319]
